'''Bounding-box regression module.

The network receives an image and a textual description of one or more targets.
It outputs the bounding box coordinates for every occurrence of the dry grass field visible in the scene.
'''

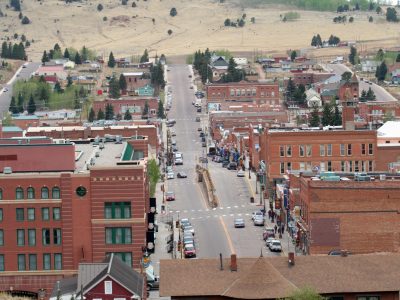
[0,0,399,61]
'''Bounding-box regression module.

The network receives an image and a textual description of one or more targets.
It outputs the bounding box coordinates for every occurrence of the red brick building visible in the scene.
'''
[338,74,359,101]
[92,97,158,118]
[206,81,280,110]
[292,72,334,86]
[122,72,151,92]
[0,137,153,297]
[11,115,40,130]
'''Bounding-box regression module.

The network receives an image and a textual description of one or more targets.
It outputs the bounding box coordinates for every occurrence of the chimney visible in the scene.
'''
[230,254,237,272]
[288,252,295,266]
[341,101,355,131]
[219,253,223,271]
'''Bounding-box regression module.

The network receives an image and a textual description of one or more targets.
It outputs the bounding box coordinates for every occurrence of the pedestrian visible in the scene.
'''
[282,224,285,233]
[274,224,277,234]
[268,210,272,220]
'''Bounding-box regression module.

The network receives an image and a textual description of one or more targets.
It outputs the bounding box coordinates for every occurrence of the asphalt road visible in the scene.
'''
[0,62,41,117]
[164,65,232,259]
[325,63,397,102]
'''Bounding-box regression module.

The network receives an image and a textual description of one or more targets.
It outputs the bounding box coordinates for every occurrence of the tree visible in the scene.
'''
[285,287,326,300]
[349,16,354,23]
[341,71,352,82]
[74,52,82,64]
[386,7,398,22]
[348,46,358,65]
[10,0,21,11]
[9,96,18,114]
[63,48,70,59]
[309,105,320,127]
[88,107,95,122]
[124,109,132,120]
[396,53,400,62]
[1,42,7,58]
[328,35,340,46]
[121,0,127,5]
[167,29,173,35]
[333,103,342,126]
[170,7,177,17]
[108,76,121,99]
[21,34,26,42]
[67,75,73,87]
[17,92,24,113]
[140,49,149,63]
[132,2,136,7]
[119,74,127,91]
[147,159,160,197]
[366,87,376,101]
[238,18,245,27]
[286,77,296,101]
[41,50,49,63]
[150,63,165,90]
[80,46,89,62]
[355,3,360,10]
[108,51,115,67]
[293,84,306,105]
[360,89,367,102]
[224,18,231,26]
[369,2,375,11]
[27,95,36,114]
[369,16,373,22]
[290,50,297,61]
[376,48,384,61]
[157,100,165,119]
[321,103,333,126]
[105,103,114,120]
[375,61,387,81]
[97,3,103,11]
[142,100,149,119]
[97,108,105,120]
[21,16,30,24]
[54,82,62,93]
[376,6,382,14]
[250,17,255,23]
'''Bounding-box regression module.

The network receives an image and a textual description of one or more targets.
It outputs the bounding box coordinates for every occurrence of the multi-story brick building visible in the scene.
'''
[259,128,377,184]
[0,136,154,298]
[122,72,151,92]
[292,72,334,87]
[287,172,400,255]
[206,81,280,111]
[92,97,158,118]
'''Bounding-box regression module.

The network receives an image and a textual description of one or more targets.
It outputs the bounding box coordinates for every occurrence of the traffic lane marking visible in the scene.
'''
[219,216,235,254]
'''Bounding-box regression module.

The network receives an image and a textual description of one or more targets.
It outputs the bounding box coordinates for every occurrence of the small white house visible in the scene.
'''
[361,60,379,73]
[306,88,322,107]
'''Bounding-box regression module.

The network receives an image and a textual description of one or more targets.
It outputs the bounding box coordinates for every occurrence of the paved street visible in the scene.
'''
[0,62,40,117]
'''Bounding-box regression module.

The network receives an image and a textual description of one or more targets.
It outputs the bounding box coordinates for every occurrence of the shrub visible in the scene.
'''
[103,16,107,21]
[167,29,173,35]
[97,4,103,11]
[170,7,177,17]
[369,16,373,22]
[132,2,136,7]
[224,18,231,26]
[121,0,128,5]
[283,11,300,21]
[349,16,354,23]
[21,16,30,24]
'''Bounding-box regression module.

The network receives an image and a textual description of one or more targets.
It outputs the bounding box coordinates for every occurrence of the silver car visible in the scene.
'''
[253,215,265,226]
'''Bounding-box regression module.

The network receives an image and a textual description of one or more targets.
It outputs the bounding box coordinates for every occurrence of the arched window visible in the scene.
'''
[16,187,24,200]
[52,187,61,199]
[27,187,35,199]
[41,187,49,199]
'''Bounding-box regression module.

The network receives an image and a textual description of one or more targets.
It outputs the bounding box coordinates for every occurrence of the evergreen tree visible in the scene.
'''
[108,51,116,68]
[21,16,30,25]
[67,75,73,87]
[41,50,49,63]
[396,53,400,62]
[63,48,70,59]
[108,77,120,99]
[73,96,80,109]
[97,108,105,120]
[290,50,297,61]
[54,82,62,93]
[316,34,322,47]
[360,90,367,102]
[10,0,21,11]
[366,87,376,101]
[124,109,132,120]
[105,103,114,120]
[293,84,306,105]
[74,52,82,64]
[333,103,342,126]
[142,100,149,119]
[376,48,385,61]
[17,92,24,113]
[88,107,95,122]
[9,96,18,114]
[119,74,127,91]
[348,46,358,65]
[81,46,89,62]
[286,78,296,101]
[27,95,36,114]
[309,105,320,127]
[1,42,7,58]
[321,103,333,126]
[157,100,165,119]
[341,71,352,82]
[150,63,166,89]
[140,49,149,63]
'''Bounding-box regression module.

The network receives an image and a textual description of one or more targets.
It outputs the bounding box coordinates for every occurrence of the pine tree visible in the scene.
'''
[142,100,149,119]
[108,51,116,68]
[140,49,149,63]
[366,87,376,101]
[27,95,36,114]
[1,42,7,58]
[63,48,70,59]
[333,103,342,126]
[124,109,132,120]
[360,90,367,102]
[119,74,127,91]
[396,53,400,63]
[17,92,24,113]
[290,50,297,61]
[321,103,333,126]
[9,96,18,114]
[375,61,387,81]
[41,50,49,63]
[349,46,358,65]
[88,108,95,122]
[109,77,120,99]
[157,100,165,119]
[81,46,89,62]
[105,103,114,120]
[97,108,105,120]
[286,78,296,101]
[309,105,320,127]
[74,52,82,64]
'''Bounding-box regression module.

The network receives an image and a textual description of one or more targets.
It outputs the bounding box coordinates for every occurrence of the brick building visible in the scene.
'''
[92,97,158,118]
[287,172,400,255]
[122,72,151,92]
[292,72,334,86]
[338,74,359,101]
[206,81,280,110]
[11,115,40,130]
[0,136,154,297]
[259,128,377,184]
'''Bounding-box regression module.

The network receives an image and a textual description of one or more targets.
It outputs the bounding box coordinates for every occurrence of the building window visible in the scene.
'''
[319,144,325,156]
[0,230,3,246]
[41,187,49,199]
[327,161,332,171]
[355,161,359,172]
[287,162,292,171]
[306,162,312,171]
[27,208,35,221]
[241,89,245,96]
[29,254,37,271]
[53,229,62,245]
[280,162,285,174]
[349,161,353,172]
[361,144,366,155]
[0,209,3,222]
[18,254,26,271]
[54,253,62,270]
[43,253,51,270]
[246,89,251,96]
[106,252,132,267]
[16,187,24,200]
[105,227,132,244]
[286,145,292,157]
[230,89,234,96]
[368,143,373,155]
[52,187,61,199]
[341,161,345,172]
[306,145,312,157]
[104,202,131,219]
[279,146,285,157]
[340,144,345,156]
[28,229,36,246]
[369,161,373,172]
[327,144,332,156]
[42,208,50,221]
[16,208,24,221]
[236,89,240,96]
[328,297,344,300]
[27,187,35,199]
[252,88,256,95]
[320,162,326,172]
[0,255,4,271]
[347,144,352,156]
[357,297,380,300]
[299,162,305,171]
[53,208,61,220]
[42,229,51,246]
[299,145,305,157]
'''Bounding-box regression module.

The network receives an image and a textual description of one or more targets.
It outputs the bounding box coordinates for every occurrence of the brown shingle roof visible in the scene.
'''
[160,254,400,299]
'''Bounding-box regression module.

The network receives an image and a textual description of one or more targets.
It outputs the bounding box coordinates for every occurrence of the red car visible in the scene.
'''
[166,191,175,201]
[184,243,196,258]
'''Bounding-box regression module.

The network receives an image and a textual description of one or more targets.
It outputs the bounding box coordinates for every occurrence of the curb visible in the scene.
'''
[244,171,256,199]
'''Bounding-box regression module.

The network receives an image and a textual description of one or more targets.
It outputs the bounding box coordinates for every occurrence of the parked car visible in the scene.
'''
[328,249,352,256]
[222,161,230,168]
[199,132,204,137]
[197,107,202,113]
[183,237,195,246]
[253,215,265,226]
[177,172,187,178]
[265,237,275,248]
[180,218,191,229]
[171,139,177,146]
[252,210,263,221]
[202,142,206,147]
[167,171,175,179]
[197,127,202,132]
[165,191,175,201]
[227,162,238,170]
[237,170,245,177]
[166,166,173,173]
[172,145,179,152]
[195,116,201,122]
[170,130,176,136]
[184,243,196,258]
[174,158,183,165]
[184,225,195,235]
[269,240,282,252]
[263,227,275,240]
[234,218,245,228]
[183,231,193,240]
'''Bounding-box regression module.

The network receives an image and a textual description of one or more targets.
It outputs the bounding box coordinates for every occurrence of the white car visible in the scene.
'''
[237,170,245,177]
[167,171,174,179]
[253,215,265,226]
[269,240,282,252]
[251,211,263,221]
[174,158,183,165]
[266,237,275,248]
[184,225,195,235]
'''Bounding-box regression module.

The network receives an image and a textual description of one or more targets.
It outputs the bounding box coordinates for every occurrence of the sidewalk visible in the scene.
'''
[243,169,298,256]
